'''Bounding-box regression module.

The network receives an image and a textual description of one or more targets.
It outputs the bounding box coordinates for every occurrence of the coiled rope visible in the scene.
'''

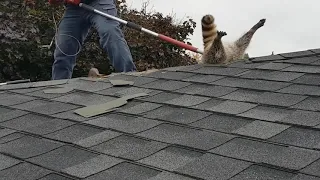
[51,12,81,56]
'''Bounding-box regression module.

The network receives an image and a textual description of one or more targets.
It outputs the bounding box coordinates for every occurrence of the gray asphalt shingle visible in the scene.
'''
[84,162,161,180]
[85,113,162,133]
[0,114,75,135]
[270,127,320,149]
[190,114,253,132]
[0,163,52,180]
[0,92,36,106]
[248,92,307,107]
[74,130,122,148]
[282,64,320,73]
[175,153,252,180]
[301,159,320,177]
[278,56,320,64]
[210,138,320,170]
[108,73,158,86]
[139,79,191,91]
[137,123,235,150]
[164,94,211,107]
[118,102,162,115]
[220,89,264,102]
[138,146,204,171]
[277,84,320,96]
[27,145,99,172]
[228,61,268,68]
[232,120,290,139]
[238,105,294,122]
[144,70,195,80]
[192,66,248,76]
[0,154,21,170]
[148,171,196,180]
[0,108,29,123]
[250,54,286,62]
[175,83,237,97]
[38,173,75,180]
[2,47,320,179]
[0,128,16,138]
[0,132,25,144]
[181,74,225,83]
[277,110,320,126]
[138,91,182,103]
[11,99,80,115]
[211,77,291,91]
[205,100,257,114]
[254,62,293,70]
[292,74,320,85]
[292,97,320,111]
[0,135,63,159]
[279,50,315,58]
[229,165,296,180]
[240,70,304,82]
[44,124,107,144]
[61,154,123,178]
[91,135,168,161]
[143,105,212,124]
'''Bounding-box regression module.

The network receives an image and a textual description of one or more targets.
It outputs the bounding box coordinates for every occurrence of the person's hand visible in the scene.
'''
[64,0,81,5]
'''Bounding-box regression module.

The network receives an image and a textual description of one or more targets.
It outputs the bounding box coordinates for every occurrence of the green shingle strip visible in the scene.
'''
[43,87,74,94]
[109,79,134,86]
[74,93,149,118]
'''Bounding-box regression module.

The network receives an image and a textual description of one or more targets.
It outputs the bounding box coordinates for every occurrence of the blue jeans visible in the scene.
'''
[52,0,137,80]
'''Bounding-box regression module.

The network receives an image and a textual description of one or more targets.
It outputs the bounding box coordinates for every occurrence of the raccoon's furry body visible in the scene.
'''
[200,14,266,64]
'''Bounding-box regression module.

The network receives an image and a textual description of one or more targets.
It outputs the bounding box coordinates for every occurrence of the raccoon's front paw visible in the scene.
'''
[217,31,227,38]
[256,19,266,28]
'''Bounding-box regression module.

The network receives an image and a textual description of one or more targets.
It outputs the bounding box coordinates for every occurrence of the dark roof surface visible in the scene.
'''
[1,48,320,179]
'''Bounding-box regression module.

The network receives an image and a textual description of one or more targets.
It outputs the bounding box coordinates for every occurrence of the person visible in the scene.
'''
[49,0,137,80]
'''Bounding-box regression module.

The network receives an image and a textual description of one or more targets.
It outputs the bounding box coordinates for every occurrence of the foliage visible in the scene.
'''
[0,0,198,82]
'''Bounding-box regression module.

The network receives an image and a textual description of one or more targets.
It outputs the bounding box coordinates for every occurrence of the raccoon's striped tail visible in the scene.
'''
[201,14,218,50]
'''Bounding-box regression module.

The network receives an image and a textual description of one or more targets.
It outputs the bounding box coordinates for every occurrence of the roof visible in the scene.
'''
[1,48,320,180]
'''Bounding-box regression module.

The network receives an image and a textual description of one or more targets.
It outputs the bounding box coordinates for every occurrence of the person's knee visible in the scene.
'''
[99,21,124,41]
[53,35,77,73]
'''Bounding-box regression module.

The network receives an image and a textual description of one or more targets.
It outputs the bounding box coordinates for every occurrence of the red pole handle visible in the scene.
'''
[158,34,203,54]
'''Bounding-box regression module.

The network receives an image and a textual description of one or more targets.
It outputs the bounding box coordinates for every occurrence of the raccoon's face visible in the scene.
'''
[202,15,214,24]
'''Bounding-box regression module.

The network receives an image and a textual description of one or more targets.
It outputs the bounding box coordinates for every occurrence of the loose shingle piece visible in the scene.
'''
[2,48,320,179]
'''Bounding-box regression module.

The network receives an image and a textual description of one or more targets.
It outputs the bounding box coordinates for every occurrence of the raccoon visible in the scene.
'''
[200,14,266,65]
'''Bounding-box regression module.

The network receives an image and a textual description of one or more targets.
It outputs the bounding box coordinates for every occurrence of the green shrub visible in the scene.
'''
[0,0,197,82]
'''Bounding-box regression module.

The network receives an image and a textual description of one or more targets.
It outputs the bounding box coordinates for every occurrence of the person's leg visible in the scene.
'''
[89,0,137,72]
[52,6,91,80]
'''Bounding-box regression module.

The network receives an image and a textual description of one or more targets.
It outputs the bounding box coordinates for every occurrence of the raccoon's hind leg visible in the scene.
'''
[204,31,228,65]
[234,19,266,56]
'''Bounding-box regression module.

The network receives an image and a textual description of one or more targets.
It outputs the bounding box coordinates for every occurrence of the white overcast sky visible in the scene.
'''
[125,0,319,57]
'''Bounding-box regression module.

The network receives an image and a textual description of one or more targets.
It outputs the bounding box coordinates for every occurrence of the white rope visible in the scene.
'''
[52,12,82,56]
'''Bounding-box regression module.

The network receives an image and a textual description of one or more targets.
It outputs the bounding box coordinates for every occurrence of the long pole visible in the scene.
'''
[79,3,204,54]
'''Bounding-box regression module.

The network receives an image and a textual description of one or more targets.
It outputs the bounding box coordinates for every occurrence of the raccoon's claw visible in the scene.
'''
[255,19,266,28]
[217,31,227,38]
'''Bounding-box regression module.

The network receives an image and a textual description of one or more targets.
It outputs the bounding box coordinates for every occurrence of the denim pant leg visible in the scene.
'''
[51,6,90,80]
[90,2,137,72]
